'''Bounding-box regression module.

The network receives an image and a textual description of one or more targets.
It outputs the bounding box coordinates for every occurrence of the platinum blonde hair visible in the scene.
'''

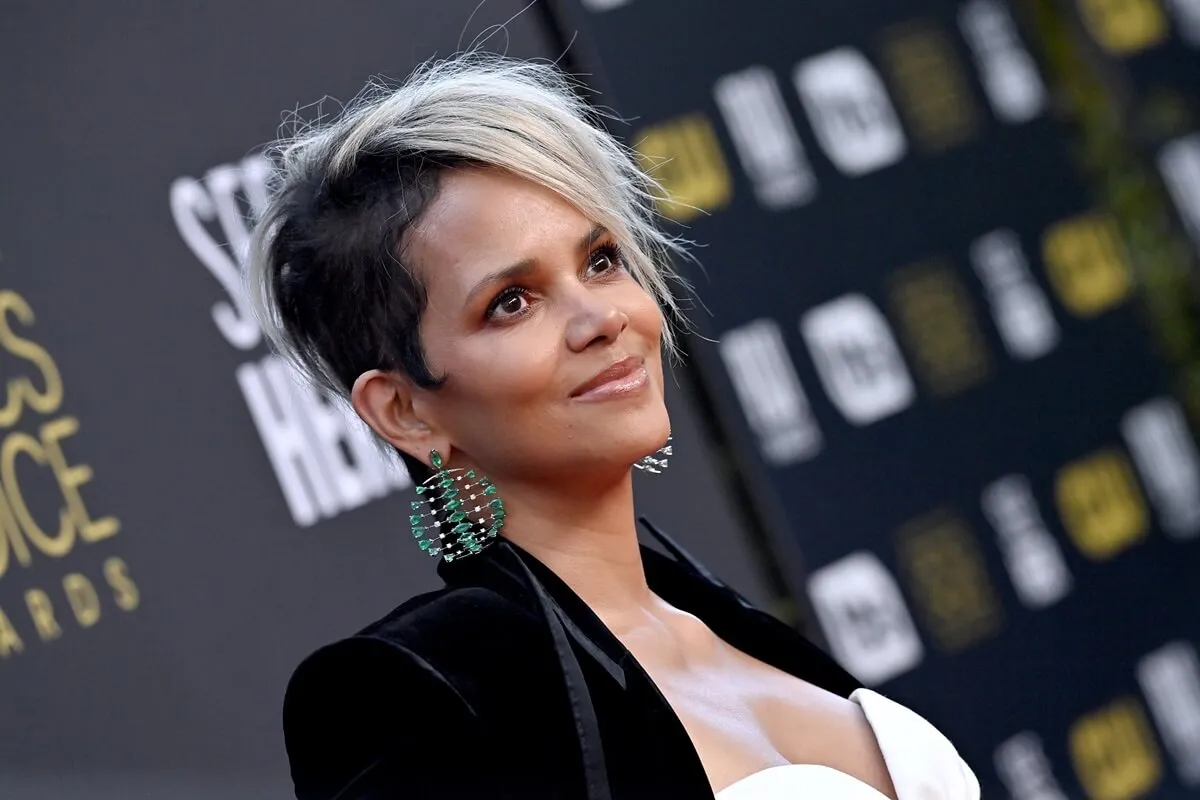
[246,52,689,408]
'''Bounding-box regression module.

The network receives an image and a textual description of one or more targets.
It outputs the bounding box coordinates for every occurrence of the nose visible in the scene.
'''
[565,291,629,353]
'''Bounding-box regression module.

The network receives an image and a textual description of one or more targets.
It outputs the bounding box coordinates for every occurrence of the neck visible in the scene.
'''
[496,468,654,620]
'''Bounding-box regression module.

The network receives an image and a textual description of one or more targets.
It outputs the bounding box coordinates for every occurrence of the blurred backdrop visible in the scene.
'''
[3,1,1200,797]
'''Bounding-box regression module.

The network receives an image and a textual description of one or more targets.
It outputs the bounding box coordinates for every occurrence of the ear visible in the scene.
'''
[350,369,449,469]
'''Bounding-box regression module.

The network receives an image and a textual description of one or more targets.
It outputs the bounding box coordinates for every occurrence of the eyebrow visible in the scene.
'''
[463,224,609,307]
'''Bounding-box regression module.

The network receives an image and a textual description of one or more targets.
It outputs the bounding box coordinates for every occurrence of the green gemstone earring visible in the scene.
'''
[408,450,505,563]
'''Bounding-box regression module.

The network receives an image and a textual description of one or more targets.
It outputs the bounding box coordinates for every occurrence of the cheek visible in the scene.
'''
[626,285,665,348]
[445,333,561,407]
[623,287,667,391]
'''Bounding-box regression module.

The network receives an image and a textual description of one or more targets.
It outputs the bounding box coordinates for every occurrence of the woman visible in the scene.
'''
[251,53,980,800]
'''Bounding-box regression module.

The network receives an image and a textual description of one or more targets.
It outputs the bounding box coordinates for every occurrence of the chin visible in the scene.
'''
[573,387,670,465]
[633,399,672,458]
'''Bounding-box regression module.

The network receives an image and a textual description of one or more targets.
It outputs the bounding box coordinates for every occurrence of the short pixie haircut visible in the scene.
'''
[247,54,687,454]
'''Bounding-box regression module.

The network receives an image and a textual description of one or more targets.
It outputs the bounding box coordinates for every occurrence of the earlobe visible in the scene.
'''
[350,369,441,467]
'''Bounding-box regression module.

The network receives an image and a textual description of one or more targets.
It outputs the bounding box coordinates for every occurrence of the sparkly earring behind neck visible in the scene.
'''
[634,436,672,474]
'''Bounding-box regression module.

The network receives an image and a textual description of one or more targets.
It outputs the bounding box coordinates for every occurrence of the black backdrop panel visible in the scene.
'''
[0,3,769,797]
[546,0,1200,797]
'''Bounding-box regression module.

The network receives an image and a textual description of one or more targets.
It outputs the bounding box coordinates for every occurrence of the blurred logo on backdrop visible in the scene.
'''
[0,286,139,662]
[169,157,410,528]
[1077,0,1169,54]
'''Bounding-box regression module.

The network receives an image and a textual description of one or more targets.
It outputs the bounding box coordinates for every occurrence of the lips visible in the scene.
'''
[571,355,645,398]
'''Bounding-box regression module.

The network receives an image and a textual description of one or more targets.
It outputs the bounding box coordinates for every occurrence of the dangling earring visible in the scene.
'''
[408,450,505,563]
[634,435,673,474]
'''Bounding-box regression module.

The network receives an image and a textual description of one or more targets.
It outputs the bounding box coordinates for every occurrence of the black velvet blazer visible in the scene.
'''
[283,519,862,799]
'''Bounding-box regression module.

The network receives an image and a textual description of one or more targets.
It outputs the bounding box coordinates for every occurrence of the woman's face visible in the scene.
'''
[401,167,670,484]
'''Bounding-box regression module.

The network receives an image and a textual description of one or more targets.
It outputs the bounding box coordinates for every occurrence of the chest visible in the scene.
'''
[637,649,895,797]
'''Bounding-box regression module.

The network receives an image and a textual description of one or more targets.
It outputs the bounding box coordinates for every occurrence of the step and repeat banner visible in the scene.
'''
[0,3,768,798]
[545,0,1200,797]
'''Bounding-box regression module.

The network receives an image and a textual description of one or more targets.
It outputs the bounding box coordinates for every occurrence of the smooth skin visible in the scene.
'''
[350,166,898,798]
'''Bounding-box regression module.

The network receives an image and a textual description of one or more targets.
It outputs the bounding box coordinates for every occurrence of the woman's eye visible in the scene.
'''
[588,244,624,275]
[486,288,529,320]
[499,293,525,315]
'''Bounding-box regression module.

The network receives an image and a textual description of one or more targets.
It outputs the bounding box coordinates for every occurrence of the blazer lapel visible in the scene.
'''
[438,540,630,687]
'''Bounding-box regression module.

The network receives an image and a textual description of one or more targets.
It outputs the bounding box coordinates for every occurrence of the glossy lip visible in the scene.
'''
[570,355,648,401]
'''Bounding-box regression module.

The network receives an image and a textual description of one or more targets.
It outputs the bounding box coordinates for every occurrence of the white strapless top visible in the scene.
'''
[715,689,980,800]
